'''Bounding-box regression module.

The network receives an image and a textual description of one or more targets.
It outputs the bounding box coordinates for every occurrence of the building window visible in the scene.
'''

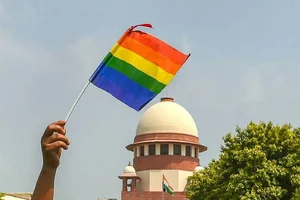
[185,146,191,156]
[173,144,181,155]
[140,146,144,156]
[160,144,169,155]
[194,147,198,158]
[149,144,156,155]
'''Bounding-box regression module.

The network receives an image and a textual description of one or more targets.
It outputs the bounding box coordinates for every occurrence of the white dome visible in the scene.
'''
[194,165,204,173]
[123,163,136,175]
[136,97,198,137]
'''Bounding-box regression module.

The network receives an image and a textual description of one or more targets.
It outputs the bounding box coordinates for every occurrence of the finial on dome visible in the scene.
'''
[122,162,137,176]
[160,97,174,102]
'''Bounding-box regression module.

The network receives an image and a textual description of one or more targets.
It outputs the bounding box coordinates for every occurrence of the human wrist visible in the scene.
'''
[41,165,57,174]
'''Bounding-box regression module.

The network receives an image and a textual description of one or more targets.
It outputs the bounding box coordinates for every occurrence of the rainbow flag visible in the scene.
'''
[89,23,190,111]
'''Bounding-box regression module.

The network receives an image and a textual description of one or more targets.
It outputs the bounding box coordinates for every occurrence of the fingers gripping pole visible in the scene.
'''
[65,81,91,122]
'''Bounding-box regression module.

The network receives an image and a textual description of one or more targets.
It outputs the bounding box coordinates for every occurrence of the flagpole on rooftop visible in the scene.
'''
[65,81,91,122]
[162,174,165,200]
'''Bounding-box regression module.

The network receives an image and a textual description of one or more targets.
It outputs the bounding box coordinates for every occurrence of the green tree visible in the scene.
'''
[187,122,300,200]
[0,193,5,200]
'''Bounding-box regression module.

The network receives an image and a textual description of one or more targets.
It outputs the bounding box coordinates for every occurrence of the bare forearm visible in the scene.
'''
[32,166,56,200]
[33,120,69,200]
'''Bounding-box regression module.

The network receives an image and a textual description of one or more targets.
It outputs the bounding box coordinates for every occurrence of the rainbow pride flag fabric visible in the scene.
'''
[89,23,190,111]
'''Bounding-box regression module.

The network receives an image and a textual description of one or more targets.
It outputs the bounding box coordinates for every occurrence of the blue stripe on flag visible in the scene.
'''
[90,65,156,111]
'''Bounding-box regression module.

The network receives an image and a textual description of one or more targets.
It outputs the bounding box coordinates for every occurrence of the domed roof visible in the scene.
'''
[136,97,198,137]
[194,165,204,173]
[119,162,140,178]
[123,162,136,175]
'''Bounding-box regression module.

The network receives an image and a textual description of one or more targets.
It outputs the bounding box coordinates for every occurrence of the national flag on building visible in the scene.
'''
[162,174,174,196]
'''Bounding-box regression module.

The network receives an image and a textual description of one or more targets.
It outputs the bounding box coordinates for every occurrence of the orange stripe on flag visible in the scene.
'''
[118,37,182,75]
[118,31,189,67]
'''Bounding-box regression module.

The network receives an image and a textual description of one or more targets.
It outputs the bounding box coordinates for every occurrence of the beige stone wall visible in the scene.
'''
[136,170,192,192]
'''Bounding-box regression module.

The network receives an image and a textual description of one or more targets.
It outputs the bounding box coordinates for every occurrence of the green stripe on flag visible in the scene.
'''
[103,53,167,94]
[163,183,174,196]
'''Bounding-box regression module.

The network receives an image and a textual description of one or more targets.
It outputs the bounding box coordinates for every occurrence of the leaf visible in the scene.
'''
[187,121,300,200]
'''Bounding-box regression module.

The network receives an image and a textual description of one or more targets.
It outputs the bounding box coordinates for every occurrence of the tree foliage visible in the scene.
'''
[187,121,300,200]
[0,193,5,200]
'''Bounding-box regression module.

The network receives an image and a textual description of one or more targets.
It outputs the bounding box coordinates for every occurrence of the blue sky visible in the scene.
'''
[1,0,300,199]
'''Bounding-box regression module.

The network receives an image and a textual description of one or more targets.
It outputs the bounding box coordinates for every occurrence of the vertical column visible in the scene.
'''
[191,146,195,157]
[145,144,149,156]
[137,146,140,157]
[134,148,137,158]
[169,144,173,155]
[122,178,127,191]
[182,144,186,156]
[131,178,137,191]
[155,144,159,155]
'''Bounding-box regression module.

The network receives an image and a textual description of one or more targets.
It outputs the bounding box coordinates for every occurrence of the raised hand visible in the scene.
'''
[41,120,70,169]
[32,120,71,200]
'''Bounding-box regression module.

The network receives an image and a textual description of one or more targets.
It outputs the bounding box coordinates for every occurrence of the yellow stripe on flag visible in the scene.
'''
[110,43,174,85]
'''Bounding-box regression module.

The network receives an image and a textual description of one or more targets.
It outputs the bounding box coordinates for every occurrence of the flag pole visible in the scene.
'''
[162,174,165,200]
[65,81,91,122]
